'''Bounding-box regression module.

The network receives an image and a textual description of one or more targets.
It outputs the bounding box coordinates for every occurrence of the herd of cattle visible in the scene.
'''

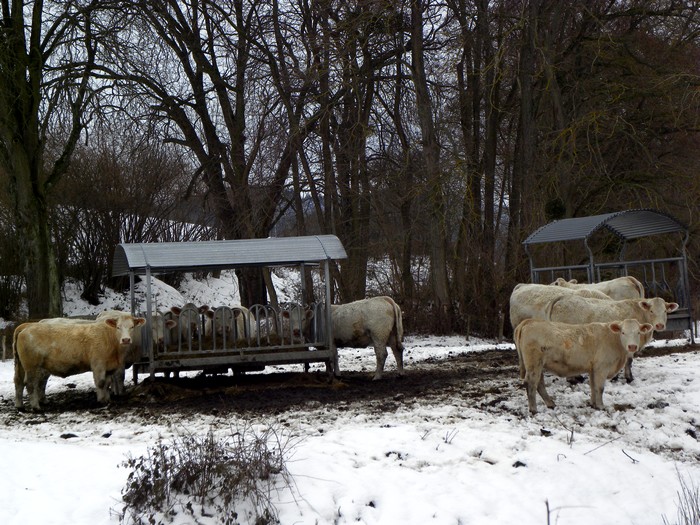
[510,276,679,414]
[8,296,405,411]
[5,277,684,415]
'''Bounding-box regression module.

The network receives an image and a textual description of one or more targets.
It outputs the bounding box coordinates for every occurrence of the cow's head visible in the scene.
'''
[281,308,314,343]
[551,277,577,286]
[609,319,653,353]
[205,308,244,337]
[105,315,146,345]
[640,297,680,331]
[170,304,210,338]
[152,314,177,346]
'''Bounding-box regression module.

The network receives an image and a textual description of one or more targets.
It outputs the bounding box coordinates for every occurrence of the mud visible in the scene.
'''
[4,343,696,421]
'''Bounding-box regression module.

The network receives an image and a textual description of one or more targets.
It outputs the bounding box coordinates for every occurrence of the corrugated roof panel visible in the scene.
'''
[523,209,686,246]
[112,235,347,276]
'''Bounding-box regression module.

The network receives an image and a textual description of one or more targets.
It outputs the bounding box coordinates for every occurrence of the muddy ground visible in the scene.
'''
[3,343,697,423]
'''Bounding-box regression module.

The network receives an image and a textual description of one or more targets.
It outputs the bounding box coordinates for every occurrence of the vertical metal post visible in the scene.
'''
[145,266,154,378]
[129,272,136,313]
[681,232,695,343]
[584,238,595,283]
[324,260,337,375]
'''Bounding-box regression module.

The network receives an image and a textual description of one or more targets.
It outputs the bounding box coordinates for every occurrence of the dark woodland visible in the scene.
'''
[1,0,699,337]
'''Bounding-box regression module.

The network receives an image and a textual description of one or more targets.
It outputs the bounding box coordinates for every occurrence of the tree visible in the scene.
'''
[0,0,99,317]
[410,0,452,332]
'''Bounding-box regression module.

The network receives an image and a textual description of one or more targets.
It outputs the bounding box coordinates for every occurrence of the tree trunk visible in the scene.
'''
[506,0,539,288]
[411,0,451,333]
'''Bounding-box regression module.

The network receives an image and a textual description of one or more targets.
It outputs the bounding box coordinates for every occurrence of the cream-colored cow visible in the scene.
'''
[515,318,653,414]
[14,314,145,410]
[331,296,404,380]
[551,276,645,300]
[509,283,611,330]
[546,295,678,382]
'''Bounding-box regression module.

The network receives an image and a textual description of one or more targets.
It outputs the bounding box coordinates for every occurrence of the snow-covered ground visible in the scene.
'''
[1,272,699,525]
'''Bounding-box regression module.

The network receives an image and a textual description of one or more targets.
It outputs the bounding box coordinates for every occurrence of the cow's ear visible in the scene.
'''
[199,305,210,313]
[134,317,146,326]
[105,318,118,328]
[666,302,679,313]
[205,310,214,318]
[281,311,290,319]
[641,323,653,333]
[171,306,182,315]
[165,320,177,329]
[609,322,622,333]
[305,310,314,320]
[640,300,651,311]
[569,279,578,284]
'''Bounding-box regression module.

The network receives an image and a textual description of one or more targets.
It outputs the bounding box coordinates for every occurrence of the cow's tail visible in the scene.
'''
[384,297,404,349]
[514,320,526,380]
[629,276,645,299]
[12,323,24,384]
[393,300,404,347]
[544,296,563,321]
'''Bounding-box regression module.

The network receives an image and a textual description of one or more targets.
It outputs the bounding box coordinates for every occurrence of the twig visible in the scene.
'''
[583,436,622,455]
[622,449,639,464]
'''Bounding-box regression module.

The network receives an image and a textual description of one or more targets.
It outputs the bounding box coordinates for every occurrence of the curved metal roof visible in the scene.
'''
[523,209,687,246]
[112,235,347,276]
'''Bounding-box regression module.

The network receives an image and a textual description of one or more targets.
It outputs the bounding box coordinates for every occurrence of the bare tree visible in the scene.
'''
[410,0,452,332]
[0,0,100,317]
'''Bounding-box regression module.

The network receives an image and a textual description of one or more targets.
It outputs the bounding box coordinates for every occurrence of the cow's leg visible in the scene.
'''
[26,370,43,411]
[13,356,25,409]
[389,339,405,377]
[36,370,49,405]
[536,370,555,410]
[92,367,111,404]
[589,369,605,409]
[111,365,126,396]
[524,363,545,414]
[623,355,634,383]
[372,342,388,380]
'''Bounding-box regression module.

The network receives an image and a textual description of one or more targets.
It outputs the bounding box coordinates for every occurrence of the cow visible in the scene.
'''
[96,310,176,394]
[168,303,210,346]
[551,276,645,300]
[204,306,253,345]
[515,318,654,414]
[330,296,404,380]
[546,294,679,382]
[13,314,145,410]
[509,283,611,331]
[280,306,315,344]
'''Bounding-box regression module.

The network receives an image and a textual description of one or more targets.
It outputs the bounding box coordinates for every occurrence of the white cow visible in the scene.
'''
[546,295,679,382]
[204,306,253,344]
[168,303,210,345]
[14,314,145,410]
[515,318,653,414]
[96,310,176,394]
[551,276,645,300]
[331,296,404,380]
[509,283,611,330]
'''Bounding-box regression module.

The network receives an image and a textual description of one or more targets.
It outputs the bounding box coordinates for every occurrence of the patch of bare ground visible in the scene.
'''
[1,344,697,424]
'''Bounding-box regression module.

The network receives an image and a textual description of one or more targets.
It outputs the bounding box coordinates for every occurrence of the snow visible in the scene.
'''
[1,271,699,525]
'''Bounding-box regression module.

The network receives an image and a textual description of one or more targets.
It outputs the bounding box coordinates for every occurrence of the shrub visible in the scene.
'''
[118,423,297,525]
[663,469,700,525]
